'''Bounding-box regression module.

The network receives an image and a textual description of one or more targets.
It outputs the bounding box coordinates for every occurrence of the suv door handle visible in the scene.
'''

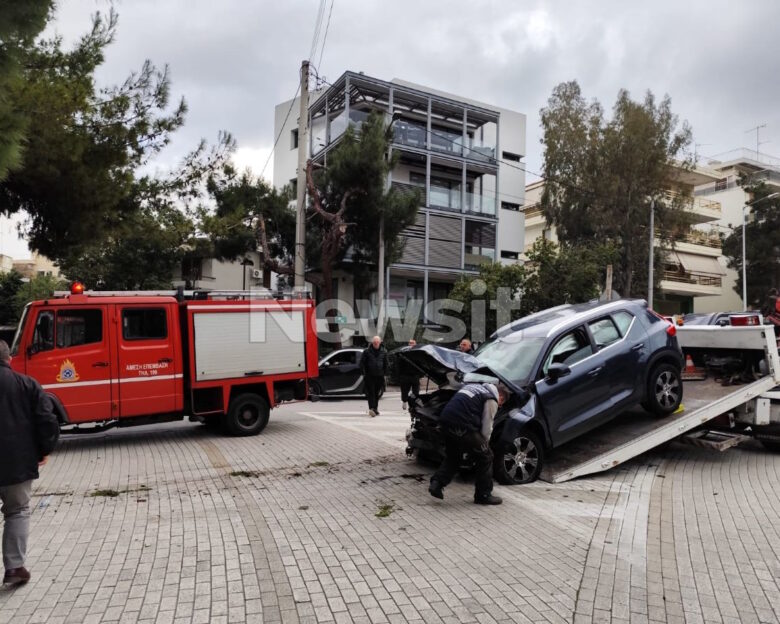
[588,367,603,377]
[92,361,109,368]
[158,357,173,364]
[631,343,645,351]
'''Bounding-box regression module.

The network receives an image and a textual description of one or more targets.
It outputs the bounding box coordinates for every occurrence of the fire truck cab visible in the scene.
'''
[9,285,318,436]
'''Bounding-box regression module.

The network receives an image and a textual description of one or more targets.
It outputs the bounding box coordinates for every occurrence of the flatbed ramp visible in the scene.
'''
[540,376,777,483]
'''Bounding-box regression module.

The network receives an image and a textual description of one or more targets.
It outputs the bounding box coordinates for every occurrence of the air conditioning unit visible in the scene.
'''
[251,269,263,279]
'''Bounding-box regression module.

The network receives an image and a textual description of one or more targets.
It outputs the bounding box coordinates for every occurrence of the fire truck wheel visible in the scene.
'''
[226,393,270,436]
[645,363,683,417]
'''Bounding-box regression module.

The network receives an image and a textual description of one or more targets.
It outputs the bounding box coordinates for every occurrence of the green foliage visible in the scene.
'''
[722,182,780,309]
[199,167,294,275]
[522,239,616,313]
[0,1,53,181]
[13,274,67,318]
[306,112,419,298]
[449,262,526,338]
[449,241,613,337]
[0,270,24,324]
[540,81,692,298]
[0,9,188,260]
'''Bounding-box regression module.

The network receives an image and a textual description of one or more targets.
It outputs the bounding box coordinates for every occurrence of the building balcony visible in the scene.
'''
[522,205,545,227]
[665,191,721,224]
[660,270,722,297]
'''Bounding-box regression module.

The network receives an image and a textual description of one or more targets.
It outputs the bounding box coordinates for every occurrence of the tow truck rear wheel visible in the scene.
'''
[645,363,683,417]
[226,393,270,436]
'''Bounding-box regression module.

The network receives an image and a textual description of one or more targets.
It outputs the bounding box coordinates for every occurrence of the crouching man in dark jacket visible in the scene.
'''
[429,382,508,505]
[0,340,59,587]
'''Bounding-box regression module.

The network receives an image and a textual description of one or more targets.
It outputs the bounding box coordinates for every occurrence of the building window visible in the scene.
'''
[500,250,519,260]
[501,201,520,211]
[502,151,522,162]
[464,221,496,270]
[290,128,299,149]
[714,178,727,191]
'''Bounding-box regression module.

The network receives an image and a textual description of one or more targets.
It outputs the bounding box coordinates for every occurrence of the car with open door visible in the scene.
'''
[309,347,384,399]
[402,299,683,484]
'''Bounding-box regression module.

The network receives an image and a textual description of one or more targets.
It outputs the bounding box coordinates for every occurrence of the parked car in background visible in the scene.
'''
[310,347,384,399]
[403,299,684,484]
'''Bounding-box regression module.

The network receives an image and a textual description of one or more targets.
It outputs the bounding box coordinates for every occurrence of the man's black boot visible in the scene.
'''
[474,494,502,505]
[428,479,444,499]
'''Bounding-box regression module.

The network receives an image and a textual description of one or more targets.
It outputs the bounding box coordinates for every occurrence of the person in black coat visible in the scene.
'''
[0,340,59,586]
[360,335,387,417]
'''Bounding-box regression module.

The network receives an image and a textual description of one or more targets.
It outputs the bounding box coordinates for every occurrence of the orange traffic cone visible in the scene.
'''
[681,353,706,381]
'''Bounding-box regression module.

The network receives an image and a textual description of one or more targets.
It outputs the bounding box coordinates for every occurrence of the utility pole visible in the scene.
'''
[294,60,310,291]
[648,199,655,309]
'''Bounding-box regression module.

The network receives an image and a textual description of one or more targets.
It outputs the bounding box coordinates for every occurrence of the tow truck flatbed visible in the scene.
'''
[540,326,780,483]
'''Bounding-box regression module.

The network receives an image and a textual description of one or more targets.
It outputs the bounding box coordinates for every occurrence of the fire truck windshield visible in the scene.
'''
[10,304,30,356]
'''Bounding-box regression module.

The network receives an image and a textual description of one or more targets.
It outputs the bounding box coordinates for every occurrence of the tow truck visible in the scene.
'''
[9,283,318,436]
[539,323,780,483]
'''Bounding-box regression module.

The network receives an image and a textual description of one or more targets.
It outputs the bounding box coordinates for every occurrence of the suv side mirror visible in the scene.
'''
[546,362,571,382]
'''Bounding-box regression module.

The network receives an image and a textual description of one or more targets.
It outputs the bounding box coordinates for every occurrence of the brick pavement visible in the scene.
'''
[0,400,778,623]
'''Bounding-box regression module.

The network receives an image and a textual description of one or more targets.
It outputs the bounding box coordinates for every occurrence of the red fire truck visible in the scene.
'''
[8,284,319,436]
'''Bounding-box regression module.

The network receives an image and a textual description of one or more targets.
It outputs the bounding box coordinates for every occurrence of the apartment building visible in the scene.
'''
[273,71,526,319]
[522,165,727,315]
[694,148,780,312]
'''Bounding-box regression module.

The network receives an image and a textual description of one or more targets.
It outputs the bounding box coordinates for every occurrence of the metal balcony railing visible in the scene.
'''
[662,270,722,287]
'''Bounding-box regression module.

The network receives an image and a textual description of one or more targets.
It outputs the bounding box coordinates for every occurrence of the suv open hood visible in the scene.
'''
[397,345,502,387]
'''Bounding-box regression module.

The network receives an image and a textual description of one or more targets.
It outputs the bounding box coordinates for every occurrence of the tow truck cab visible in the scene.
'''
[9,286,318,434]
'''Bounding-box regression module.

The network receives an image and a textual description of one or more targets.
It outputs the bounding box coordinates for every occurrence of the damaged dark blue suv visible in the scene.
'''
[402,299,683,484]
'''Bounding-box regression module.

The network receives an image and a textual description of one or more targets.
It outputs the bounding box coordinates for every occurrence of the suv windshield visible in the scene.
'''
[475,332,546,386]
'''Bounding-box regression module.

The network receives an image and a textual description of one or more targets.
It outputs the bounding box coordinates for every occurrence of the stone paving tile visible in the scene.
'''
[0,403,778,623]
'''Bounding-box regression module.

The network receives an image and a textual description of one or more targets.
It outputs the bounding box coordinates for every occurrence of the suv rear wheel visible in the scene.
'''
[494,428,544,485]
[645,363,683,416]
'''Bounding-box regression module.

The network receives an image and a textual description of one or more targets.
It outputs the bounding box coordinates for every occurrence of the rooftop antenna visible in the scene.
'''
[745,123,768,161]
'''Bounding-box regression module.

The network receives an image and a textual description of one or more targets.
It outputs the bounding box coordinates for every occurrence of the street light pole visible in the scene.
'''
[648,199,655,309]
[742,191,780,311]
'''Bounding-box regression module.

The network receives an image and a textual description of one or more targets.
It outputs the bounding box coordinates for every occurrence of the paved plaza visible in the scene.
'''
[1,394,779,624]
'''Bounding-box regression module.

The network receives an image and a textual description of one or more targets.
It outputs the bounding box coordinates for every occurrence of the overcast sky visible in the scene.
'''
[3,0,780,258]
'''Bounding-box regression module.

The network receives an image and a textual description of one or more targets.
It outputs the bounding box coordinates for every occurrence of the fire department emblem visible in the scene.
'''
[56,359,80,383]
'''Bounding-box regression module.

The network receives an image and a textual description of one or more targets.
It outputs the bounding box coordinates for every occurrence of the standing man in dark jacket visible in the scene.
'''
[0,340,59,586]
[429,382,508,505]
[360,335,387,417]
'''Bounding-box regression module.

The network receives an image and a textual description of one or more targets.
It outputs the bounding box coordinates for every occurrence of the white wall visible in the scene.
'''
[273,96,303,190]
[692,174,748,313]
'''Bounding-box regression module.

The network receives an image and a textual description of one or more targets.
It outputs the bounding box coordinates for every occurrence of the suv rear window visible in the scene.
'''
[588,317,620,348]
[612,311,634,336]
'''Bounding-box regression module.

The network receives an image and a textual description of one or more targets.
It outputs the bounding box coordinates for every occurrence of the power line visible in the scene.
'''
[316,0,335,73]
[261,2,329,182]
[259,81,301,180]
[308,0,327,62]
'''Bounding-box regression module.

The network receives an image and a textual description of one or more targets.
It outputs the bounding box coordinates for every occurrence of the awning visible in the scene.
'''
[672,251,727,276]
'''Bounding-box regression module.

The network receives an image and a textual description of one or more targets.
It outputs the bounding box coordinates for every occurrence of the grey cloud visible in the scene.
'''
[50,0,780,178]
